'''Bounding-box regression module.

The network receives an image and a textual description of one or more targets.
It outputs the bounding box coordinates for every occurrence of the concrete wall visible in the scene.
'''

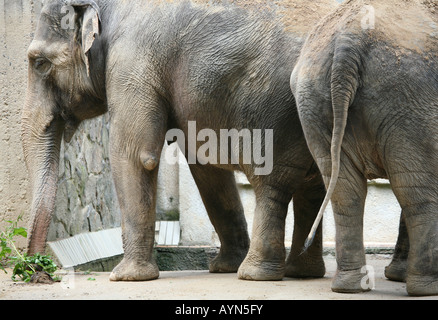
[0,1,401,260]
[0,0,42,248]
[179,157,401,248]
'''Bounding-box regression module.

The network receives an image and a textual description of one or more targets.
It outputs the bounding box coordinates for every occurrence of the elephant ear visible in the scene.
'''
[68,0,101,76]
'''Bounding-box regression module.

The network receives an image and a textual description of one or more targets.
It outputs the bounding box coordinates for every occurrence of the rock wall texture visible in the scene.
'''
[48,114,121,241]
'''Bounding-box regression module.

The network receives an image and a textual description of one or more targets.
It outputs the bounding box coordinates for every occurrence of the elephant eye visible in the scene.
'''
[34,58,52,74]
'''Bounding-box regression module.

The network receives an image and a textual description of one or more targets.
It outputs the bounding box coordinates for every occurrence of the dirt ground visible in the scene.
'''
[0,254,437,301]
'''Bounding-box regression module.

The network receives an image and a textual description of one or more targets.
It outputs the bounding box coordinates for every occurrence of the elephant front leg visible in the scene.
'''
[109,152,160,281]
[238,185,291,281]
[107,105,166,281]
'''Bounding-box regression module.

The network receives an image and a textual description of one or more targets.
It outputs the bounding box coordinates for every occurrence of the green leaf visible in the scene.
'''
[1,216,57,282]
[12,227,27,238]
[0,246,11,256]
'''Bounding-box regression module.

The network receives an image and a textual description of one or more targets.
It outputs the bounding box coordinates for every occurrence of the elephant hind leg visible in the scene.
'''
[285,167,326,278]
[238,179,293,281]
[403,200,438,296]
[189,165,250,273]
[387,166,438,295]
[384,210,409,282]
[329,165,369,293]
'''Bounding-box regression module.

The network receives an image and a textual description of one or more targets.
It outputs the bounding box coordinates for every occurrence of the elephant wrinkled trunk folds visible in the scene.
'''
[21,97,64,255]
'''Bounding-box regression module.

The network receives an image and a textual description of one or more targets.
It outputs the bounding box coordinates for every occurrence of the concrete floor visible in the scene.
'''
[1,255,437,301]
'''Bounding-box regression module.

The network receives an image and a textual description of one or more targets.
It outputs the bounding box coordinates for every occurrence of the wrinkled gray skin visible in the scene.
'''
[291,0,438,296]
[22,0,327,282]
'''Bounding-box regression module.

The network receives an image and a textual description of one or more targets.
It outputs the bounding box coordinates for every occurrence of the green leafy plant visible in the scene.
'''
[0,216,28,273]
[0,216,58,282]
[10,252,59,282]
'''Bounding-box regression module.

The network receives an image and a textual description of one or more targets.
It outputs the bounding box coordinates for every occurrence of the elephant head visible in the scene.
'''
[21,0,106,254]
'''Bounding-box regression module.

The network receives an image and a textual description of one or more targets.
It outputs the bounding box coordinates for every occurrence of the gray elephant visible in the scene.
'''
[291,0,438,296]
[21,0,340,281]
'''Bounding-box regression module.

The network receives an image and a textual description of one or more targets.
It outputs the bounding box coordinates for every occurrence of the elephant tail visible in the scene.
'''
[303,36,364,252]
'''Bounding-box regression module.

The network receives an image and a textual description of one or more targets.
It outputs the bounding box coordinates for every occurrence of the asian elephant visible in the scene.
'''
[21,0,339,282]
[291,0,438,296]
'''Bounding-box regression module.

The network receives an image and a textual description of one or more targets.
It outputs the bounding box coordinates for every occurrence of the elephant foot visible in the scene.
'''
[285,254,325,278]
[384,260,407,282]
[331,268,373,293]
[209,250,247,273]
[109,258,159,281]
[406,275,438,296]
[238,255,284,281]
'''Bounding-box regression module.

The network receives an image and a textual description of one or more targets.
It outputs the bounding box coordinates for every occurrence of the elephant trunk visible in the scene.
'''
[21,96,64,255]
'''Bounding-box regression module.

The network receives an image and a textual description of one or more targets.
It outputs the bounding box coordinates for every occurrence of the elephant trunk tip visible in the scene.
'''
[27,233,48,256]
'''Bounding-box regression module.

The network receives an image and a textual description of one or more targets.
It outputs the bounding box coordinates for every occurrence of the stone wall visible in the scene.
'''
[48,116,181,242]
[48,115,121,241]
